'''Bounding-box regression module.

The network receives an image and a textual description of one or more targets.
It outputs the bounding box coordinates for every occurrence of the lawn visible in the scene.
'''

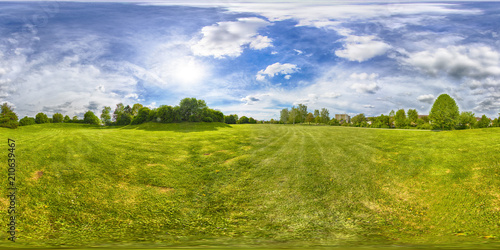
[0,123,499,248]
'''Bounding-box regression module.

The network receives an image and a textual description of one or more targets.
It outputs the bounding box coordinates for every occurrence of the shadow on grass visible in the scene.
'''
[100,122,232,133]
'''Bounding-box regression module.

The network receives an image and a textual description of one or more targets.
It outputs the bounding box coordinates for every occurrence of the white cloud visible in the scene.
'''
[284,75,291,80]
[256,62,299,81]
[335,35,391,62]
[294,49,303,55]
[351,82,380,94]
[417,94,435,104]
[364,105,375,108]
[125,93,139,99]
[405,45,500,79]
[350,72,378,80]
[323,92,341,98]
[191,17,272,58]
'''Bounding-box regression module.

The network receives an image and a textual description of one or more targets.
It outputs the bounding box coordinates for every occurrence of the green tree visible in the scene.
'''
[320,108,330,124]
[388,110,395,128]
[35,113,49,124]
[84,111,100,125]
[100,106,112,125]
[395,109,407,128]
[0,103,19,128]
[313,109,320,119]
[131,107,151,125]
[351,113,366,127]
[131,103,143,116]
[429,94,460,130]
[248,117,257,124]
[280,108,289,124]
[458,111,476,129]
[224,114,238,124]
[407,109,418,126]
[328,118,340,126]
[477,115,490,128]
[179,98,207,122]
[297,104,307,123]
[19,116,36,126]
[52,113,63,123]
[72,116,79,123]
[306,112,314,124]
[289,106,298,124]
[63,115,71,123]
[238,116,249,124]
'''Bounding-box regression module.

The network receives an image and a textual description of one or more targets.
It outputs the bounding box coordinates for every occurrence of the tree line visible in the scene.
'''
[275,94,499,130]
[0,98,260,129]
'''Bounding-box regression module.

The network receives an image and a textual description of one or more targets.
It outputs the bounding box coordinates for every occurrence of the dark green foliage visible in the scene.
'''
[329,118,340,126]
[238,116,249,124]
[63,115,71,123]
[72,116,79,123]
[395,109,407,128]
[179,97,207,122]
[458,111,476,129]
[477,115,490,128]
[131,107,151,125]
[19,116,36,126]
[83,111,100,125]
[117,113,132,125]
[113,103,124,122]
[407,109,418,126]
[35,112,49,124]
[224,114,238,124]
[156,105,175,123]
[248,117,257,124]
[351,113,366,127]
[0,103,19,128]
[429,94,459,130]
[202,116,213,122]
[52,113,64,123]
[131,103,143,116]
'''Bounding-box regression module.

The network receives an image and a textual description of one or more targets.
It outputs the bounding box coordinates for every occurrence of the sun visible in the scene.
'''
[171,57,207,85]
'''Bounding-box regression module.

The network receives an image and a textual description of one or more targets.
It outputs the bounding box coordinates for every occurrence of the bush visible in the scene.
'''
[19,116,36,126]
[202,117,213,122]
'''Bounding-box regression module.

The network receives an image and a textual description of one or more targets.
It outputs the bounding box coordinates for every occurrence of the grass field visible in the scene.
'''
[1,122,500,248]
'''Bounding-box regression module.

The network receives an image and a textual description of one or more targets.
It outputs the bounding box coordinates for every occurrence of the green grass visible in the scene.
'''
[0,123,499,248]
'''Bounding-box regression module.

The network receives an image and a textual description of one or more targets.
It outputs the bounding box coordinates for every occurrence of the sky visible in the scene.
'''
[1,1,500,120]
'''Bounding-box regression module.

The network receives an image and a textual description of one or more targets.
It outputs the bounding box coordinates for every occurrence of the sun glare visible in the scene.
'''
[171,57,207,85]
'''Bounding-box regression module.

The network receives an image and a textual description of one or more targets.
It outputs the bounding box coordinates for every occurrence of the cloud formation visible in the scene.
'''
[417,94,435,104]
[335,35,391,62]
[256,62,299,81]
[191,17,272,58]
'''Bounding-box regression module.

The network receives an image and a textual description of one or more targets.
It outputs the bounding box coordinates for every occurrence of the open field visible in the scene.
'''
[1,123,500,248]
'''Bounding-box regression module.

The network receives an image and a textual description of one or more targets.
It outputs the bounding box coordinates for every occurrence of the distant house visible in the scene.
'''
[335,114,350,124]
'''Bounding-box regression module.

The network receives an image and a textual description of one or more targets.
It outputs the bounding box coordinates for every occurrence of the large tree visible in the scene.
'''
[179,97,207,122]
[113,103,124,122]
[0,103,19,128]
[351,113,366,127]
[297,104,307,123]
[131,103,143,116]
[429,94,460,130]
[477,115,490,128]
[306,112,314,124]
[19,116,36,126]
[131,107,151,125]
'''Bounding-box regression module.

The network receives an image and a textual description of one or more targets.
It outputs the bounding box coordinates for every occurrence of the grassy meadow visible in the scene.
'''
[1,122,500,248]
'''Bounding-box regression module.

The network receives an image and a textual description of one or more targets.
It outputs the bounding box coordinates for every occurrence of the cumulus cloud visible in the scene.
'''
[417,94,435,104]
[351,82,380,94]
[335,35,391,62]
[125,93,139,99]
[256,62,299,80]
[191,17,272,58]
[405,45,500,79]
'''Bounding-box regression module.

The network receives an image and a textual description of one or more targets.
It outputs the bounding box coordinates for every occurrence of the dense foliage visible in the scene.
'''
[429,94,460,130]
[0,103,19,128]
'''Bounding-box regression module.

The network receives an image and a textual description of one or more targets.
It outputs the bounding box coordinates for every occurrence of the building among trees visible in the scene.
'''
[335,114,350,124]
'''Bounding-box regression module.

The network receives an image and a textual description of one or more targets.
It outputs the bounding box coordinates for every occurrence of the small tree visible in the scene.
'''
[238,116,249,124]
[320,108,330,124]
[0,103,19,129]
[477,115,490,128]
[100,106,112,125]
[407,109,418,126]
[83,111,100,125]
[395,109,407,128]
[63,115,71,123]
[429,94,459,130]
[458,111,476,129]
[280,108,289,124]
[306,112,314,124]
[52,113,63,123]
[351,113,366,127]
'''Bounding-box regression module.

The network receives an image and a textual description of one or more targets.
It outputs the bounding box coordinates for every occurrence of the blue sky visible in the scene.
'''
[1,1,500,120]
